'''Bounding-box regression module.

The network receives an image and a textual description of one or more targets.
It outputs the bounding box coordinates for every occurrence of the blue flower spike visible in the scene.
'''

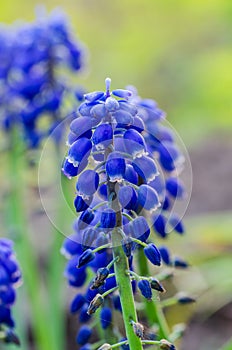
[61,78,189,350]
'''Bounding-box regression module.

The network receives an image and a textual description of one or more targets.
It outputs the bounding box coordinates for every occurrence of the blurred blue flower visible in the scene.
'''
[0,8,86,148]
[0,238,22,344]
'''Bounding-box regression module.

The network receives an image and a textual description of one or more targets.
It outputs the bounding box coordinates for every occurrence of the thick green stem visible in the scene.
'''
[108,181,143,350]
[137,247,170,340]
[103,111,143,349]
[112,229,143,349]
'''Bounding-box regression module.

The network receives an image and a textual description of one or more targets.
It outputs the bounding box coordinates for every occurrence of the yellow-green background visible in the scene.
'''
[2,0,232,144]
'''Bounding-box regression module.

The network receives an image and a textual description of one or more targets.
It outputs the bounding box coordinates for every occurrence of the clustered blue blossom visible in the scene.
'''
[0,238,22,346]
[0,9,85,148]
[126,86,186,240]
[61,78,190,348]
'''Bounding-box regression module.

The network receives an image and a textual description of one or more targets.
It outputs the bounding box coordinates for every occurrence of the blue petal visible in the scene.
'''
[67,138,92,167]
[123,129,147,158]
[92,123,113,150]
[77,170,99,197]
[118,185,138,210]
[138,184,160,211]
[105,97,120,111]
[106,152,126,182]
[70,117,92,138]
[132,156,158,183]
[112,89,132,99]
[84,91,104,103]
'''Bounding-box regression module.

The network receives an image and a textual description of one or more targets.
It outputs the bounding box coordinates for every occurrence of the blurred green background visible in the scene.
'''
[1,1,232,349]
[2,0,232,144]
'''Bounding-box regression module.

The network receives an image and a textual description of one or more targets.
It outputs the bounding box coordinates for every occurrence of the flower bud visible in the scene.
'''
[159,246,171,265]
[87,293,104,315]
[3,329,20,345]
[77,249,95,268]
[91,267,109,290]
[150,278,165,293]
[160,339,176,350]
[76,326,92,345]
[173,257,189,269]
[61,234,81,258]
[131,320,144,338]
[177,293,196,305]
[144,243,161,266]
[138,279,152,300]
[70,294,86,313]
[153,214,167,239]
[84,91,104,102]
[112,89,132,99]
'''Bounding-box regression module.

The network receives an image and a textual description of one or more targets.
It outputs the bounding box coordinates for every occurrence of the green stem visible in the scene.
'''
[137,247,170,340]
[46,145,68,350]
[111,240,143,349]
[102,286,119,298]
[142,340,160,346]
[93,243,111,253]
[6,129,53,350]
[104,112,143,349]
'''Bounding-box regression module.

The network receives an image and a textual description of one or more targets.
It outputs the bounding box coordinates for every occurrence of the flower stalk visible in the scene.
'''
[137,247,170,339]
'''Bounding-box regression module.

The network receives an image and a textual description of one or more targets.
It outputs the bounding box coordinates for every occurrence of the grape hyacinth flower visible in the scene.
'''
[0,238,22,346]
[0,8,86,149]
[61,78,191,349]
